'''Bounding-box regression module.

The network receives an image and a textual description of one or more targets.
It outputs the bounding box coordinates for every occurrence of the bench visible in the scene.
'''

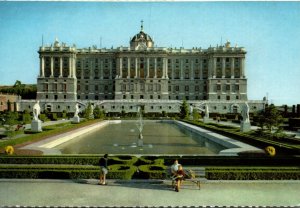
[166,167,205,190]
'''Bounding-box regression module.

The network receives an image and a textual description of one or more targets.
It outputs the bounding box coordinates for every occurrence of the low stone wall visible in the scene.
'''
[174,120,262,155]
[40,120,121,148]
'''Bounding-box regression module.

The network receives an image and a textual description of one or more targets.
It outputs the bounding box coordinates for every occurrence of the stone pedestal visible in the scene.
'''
[137,139,143,147]
[71,116,80,124]
[240,121,251,132]
[31,120,42,132]
[203,116,209,124]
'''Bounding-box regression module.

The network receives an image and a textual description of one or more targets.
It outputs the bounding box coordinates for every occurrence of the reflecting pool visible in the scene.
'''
[57,121,227,154]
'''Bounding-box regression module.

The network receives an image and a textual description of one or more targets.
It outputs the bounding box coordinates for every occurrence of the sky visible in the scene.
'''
[0,1,299,106]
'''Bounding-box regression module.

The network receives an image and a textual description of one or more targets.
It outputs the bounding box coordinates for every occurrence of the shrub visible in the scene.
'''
[265,146,276,157]
[137,164,167,179]
[39,114,48,122]
[205,168,300,180]
[22,111,31,124]
[110,156,138,165]
[0,163,137,180]
[107,164,137,180]
[4,146,14,155]
[136,156,164,166]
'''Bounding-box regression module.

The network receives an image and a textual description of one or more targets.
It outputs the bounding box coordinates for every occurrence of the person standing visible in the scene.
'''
[99,154,108,185]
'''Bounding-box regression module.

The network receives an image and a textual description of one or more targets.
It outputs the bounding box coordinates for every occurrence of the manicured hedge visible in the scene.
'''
[0,156,100,165]
[0,155,139,166]
[107,164,137,180]
[110,156,138,165]
[205,168,300,180]
[0,164,137,180]
[137,164,167,179]
[136,156,164,166]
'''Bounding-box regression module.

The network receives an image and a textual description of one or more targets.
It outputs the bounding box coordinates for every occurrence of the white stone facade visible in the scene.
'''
[18,24,266,114]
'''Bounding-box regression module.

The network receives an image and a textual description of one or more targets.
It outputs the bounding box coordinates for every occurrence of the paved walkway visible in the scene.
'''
[0,179,299,207]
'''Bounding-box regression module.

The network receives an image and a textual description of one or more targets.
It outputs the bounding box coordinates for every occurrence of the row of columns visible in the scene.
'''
[40,56,245,80]
[210,57,245,78]
[117,57,245,80]
[79,59,113,80]
[117,57,169,79]
[40,55,76,78]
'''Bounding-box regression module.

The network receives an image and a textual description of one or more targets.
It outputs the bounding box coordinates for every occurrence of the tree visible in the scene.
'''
[22,110,31,124]
[2,111,19,138]
[192,108,200,121]
[257,104,284,134]
[179,100,189,119]
[83,103,93,120]
[93,106,101,119]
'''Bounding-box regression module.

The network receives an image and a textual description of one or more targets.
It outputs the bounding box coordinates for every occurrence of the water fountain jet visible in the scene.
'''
[136,106,144,147]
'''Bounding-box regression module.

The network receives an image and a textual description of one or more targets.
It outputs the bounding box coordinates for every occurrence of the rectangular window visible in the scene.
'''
[185,86,189,91]
[226,85,230,91]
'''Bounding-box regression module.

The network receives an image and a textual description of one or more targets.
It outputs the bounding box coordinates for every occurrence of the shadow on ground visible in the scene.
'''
[74,179,199,192]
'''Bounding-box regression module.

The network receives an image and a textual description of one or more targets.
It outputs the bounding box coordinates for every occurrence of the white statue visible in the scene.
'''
[74,103,79,117]
[189,104,194,115]
[90,104,94,115]
[241,102,250,122]
[204,104,209,118]
[33,100,41,121]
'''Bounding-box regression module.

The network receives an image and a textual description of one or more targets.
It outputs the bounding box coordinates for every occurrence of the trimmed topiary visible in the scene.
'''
[4,146,14,155]
[137,164,167,179]
[107,164,137,180]
[110,156,138,165]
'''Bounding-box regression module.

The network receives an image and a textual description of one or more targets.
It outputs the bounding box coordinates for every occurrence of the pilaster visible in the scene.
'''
[222,57,225,78]
[231,58,235,78]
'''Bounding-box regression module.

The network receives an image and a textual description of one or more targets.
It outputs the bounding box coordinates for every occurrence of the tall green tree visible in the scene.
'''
[83,103,94,120]
[179,100,189,119]
[93,106,101,119]
[257,104,284,133]
[22,110,31,124]
[192,108,200,121]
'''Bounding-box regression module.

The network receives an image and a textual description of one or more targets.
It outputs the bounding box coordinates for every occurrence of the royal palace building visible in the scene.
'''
[19,23,266,114]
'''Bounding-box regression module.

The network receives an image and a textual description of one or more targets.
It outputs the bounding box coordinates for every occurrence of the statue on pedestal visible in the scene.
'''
[203,104,210,123]
[31,100,42,132]
[241,102,250,123]
[72,103,80,123]
[33,100,41,121]
[74,103,79,117]
[204,104,209,118]
[240,102,251,132]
